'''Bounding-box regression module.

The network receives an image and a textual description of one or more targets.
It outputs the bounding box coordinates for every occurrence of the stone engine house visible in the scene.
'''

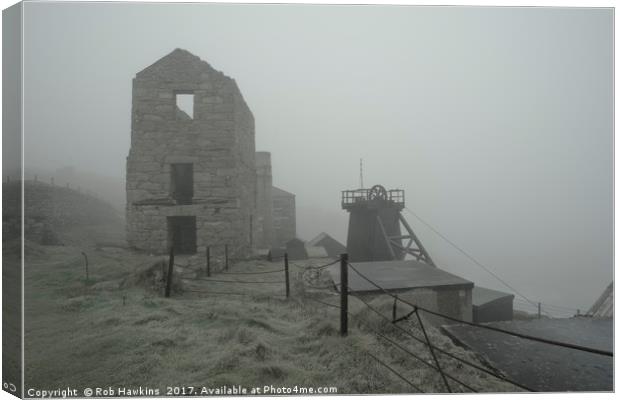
[126,49,257,255]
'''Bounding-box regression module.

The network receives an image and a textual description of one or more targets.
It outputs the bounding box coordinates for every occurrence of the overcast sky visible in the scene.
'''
[20,3,612,313]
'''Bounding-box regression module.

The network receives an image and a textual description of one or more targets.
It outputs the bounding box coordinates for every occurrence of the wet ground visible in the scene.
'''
[443,317,613,392]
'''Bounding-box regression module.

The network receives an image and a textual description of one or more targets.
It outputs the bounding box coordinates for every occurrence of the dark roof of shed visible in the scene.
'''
[328,259,473,293]
[472,286,514,307]
[307,232,346,249]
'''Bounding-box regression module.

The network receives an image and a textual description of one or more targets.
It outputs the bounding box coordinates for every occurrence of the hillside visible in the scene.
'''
[7,179,523,393]
[3,180,124,247]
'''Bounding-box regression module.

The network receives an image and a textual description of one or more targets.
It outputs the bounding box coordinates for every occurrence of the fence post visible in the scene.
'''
[340,253,348,337]
[225,244,229,271]
[81,251,89,283]
[537,302,541,319]
[284,253,290,298]
[206,246,211,277]
[165,247,175,298]
[392,297,398,322]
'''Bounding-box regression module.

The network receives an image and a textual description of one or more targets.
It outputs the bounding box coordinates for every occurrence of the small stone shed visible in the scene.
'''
[328,259,473,322]
[307,232,347,258]
[472,286,514,323]
[285,238,308,261]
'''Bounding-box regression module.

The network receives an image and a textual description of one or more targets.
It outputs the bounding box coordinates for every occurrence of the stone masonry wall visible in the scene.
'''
[126,49,256,255]
[272,187,296,246]
[255,152,273,248]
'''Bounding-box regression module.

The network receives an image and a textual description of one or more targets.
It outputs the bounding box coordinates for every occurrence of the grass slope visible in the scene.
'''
[23,241,521,394]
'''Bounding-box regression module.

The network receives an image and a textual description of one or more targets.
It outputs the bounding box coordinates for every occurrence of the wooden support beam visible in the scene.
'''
[340,253,348,336]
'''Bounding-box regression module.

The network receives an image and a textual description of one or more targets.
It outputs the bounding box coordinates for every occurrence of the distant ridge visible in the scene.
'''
[3,180,122,245]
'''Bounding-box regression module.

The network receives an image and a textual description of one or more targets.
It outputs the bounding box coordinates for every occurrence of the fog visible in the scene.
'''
[18,3,612,314]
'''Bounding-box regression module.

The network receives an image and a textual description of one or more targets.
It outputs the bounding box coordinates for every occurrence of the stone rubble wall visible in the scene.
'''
[272,192,296,247]
[255,152,274,248]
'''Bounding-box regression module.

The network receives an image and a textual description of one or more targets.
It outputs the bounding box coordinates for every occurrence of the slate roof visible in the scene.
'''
[308,232,346,248]
[472,286,514,307]
[328,259,473,293]
[306,246,328,258]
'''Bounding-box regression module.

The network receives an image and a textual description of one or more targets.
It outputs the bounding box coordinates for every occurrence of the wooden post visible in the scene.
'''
[165,247,174,298]
[81,251,89,282]
[537,302,541,319]
[206,246,211,277]
[392,297,397,322]
[249,215,253,248]
[225,244,229,271]
[284,253,290,298]
[340,253,348,336]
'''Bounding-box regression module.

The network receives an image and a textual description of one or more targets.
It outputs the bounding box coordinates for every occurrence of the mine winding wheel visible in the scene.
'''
[368,184,388,201]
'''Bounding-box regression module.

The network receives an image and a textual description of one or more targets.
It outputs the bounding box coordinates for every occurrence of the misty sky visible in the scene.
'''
[20,3,613,313]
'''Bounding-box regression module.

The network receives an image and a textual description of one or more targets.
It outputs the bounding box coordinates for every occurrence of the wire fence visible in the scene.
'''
[4,174,109,201]
[168,246,343,299]
[161,249,611,393]
[313,256,610,391]
[513,299,580,319]
[400,207,589,319]
[345,261,612,357]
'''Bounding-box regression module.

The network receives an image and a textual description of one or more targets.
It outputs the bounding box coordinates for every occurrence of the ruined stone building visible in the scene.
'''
[126,49,257,255]
[255,153,298,249]
[126,49,298,256]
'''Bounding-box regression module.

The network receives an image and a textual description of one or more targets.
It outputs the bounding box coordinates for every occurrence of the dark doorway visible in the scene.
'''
[168,216,197,254]
[171,163,193,204]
